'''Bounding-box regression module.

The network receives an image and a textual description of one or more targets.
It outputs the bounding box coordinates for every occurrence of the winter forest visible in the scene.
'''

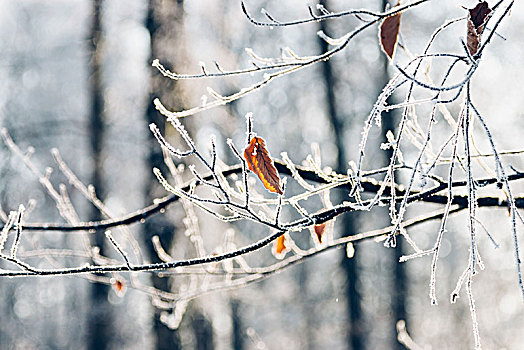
[1,0,524,349]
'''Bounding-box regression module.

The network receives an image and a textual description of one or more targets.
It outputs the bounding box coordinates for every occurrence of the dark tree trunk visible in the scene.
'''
[231,299,245,350]
[192,310,214,350]
[144,1,184,349]
[87,1,113,349]
[318,1,365,349]
[380,2,407,348]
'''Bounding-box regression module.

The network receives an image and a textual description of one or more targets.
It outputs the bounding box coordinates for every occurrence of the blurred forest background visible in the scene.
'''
[1,0,524,349]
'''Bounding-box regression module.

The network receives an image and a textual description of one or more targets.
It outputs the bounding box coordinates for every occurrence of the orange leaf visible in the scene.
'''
[275,235,286,254]
[313,223,327,243]
[379,2,402,59]
[272,234,289,259]
[243,136,283,194]
[111,277,127,297]
[465,1,491,56]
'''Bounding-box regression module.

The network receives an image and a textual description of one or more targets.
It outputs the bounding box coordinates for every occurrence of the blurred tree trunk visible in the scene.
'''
[298,262,315,350]
[380,1,407,348]
[230,299,245,350]
[87,1,113,349]
[0,284,14,348]
[144,1,183,349]
[145,3,216,347]
[224,104,246,350]
[317,1,365,349]
[192,310,214,350]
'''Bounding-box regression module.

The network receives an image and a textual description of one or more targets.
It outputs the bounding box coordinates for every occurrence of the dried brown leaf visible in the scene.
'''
[379,3,402,59]
[244,136,283,194]
[313,223,327,243]
[111,277,127,297]
[466,1,491,56]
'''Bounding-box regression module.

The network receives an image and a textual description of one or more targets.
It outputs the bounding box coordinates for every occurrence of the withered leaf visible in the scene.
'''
[313,223,327,243]
[243,136,283,194]
[466,1,491,56]
[111,278,127,297]
[272,234,289,259]
[379,2,402,59]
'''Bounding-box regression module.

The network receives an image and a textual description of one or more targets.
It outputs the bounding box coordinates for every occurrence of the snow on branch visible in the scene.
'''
[0,1,521,344]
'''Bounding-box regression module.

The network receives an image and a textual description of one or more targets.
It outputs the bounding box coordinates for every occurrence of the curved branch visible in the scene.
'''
[240,0,430,28]
[0,202,465,278]
[7,161,524,233]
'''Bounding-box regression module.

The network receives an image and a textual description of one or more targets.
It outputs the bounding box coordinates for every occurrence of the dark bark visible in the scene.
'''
[380,2,407,348]
[145,2,215,345]
[318,1,364,349]
[144,1,184,349]
[87,1,113,349]
[192,310,214,350]
[231,299,245,350]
